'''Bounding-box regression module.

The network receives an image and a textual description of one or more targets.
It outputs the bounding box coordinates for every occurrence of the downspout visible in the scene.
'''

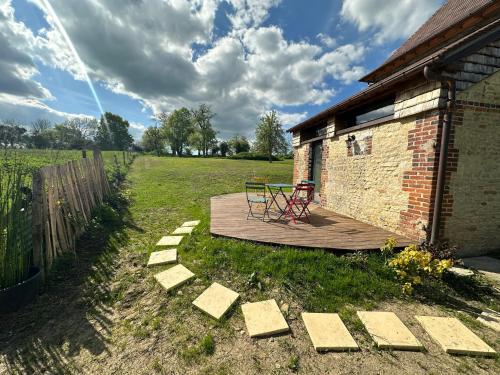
[423,65,456,245]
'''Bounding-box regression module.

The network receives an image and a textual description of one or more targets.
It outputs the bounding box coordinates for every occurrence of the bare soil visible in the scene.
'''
[1,240,498,375]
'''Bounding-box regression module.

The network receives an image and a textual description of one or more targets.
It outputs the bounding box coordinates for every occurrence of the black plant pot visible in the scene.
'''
[0,267,42,314]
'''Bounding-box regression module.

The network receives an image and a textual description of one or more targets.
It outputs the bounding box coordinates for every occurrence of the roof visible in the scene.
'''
[388,0,492,63]
[288,0,500,134]
[288,17,500,133]
[361,0,498,83]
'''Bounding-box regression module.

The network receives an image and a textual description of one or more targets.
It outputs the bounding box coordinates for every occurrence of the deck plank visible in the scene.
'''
[210,193,412,251]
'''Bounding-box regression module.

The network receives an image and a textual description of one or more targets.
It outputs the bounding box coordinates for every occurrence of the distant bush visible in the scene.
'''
[228,152,281,161]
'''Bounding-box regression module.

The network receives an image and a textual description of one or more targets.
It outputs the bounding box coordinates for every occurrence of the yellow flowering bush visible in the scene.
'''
[380,237,397,260]
[388,244,453,294]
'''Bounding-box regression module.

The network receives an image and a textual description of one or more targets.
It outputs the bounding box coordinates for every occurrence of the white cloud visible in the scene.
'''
[316,33,337,48]
[225,0,281,29]
[276,111,308,128]
[341,0,441,44]
[1,0,373,139]
[0,93,93,125]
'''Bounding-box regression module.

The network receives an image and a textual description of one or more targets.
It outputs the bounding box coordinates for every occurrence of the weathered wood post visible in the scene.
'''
[31,170,45,280]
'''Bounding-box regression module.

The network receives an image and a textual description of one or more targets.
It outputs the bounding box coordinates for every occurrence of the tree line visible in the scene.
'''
[142,105,288,162]
[0,112,134,151]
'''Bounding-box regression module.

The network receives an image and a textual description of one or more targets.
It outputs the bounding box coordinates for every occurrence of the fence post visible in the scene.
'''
[82,149,87,159]
[32,170,44,279]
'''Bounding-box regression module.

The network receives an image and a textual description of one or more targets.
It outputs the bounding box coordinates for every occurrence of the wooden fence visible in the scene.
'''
[31,150,111,276]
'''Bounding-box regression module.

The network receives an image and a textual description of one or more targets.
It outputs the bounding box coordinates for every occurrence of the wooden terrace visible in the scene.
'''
[210,193,412,251]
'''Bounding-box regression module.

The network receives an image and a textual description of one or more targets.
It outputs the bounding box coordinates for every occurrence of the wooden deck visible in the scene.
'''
[210,193,412,251]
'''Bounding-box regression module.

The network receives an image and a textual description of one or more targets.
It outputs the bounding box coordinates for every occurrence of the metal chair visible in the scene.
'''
[245,182,270,221]
[300,180,315,215]
[283,183,315,223]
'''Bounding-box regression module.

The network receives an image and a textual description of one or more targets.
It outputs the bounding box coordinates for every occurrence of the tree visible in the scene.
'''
[0,120,27,148]
[191,104,217,157]
[188,130,203,155]
[95,112,133,150]
[159,108,193,156]
[141,126,165,156]
[51,118,98,149]
[30,119,52,148]
[254,110,287,163]
[228,135,250,155]
[219,141,229,157]
[211,143,220,156]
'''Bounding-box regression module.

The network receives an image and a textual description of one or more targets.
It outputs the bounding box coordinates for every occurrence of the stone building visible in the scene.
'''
[288,0,500,256]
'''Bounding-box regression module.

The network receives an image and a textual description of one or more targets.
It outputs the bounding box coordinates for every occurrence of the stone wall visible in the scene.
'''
[443,70,500,256]
[322,119,416,237]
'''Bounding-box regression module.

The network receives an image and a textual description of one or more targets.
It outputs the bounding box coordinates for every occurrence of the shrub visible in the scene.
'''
[388,244,453,295]
[380,237,397,260]
[0,155,33,289]
[228,152,280,161]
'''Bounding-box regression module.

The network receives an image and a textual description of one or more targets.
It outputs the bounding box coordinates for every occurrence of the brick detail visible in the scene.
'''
[293,143,311,184]
[399,110,441,241]
[320,140,329,206]
[347,136,373,157]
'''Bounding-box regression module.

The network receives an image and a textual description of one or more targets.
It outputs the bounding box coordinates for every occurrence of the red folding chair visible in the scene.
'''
[283,183,315,223]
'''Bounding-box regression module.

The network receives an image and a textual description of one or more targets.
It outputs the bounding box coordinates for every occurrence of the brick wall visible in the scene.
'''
[293,143,311,184]
[399,110,441,241]
[442,70,500,256]
[320,140,329,206]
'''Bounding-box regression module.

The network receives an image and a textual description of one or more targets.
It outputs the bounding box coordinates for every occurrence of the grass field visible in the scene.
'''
[128,156,402,312]
[1,155,499,375]
[1,149,134,179]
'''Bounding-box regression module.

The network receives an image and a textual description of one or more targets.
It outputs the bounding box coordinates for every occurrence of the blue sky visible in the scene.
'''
[0,0,442,140]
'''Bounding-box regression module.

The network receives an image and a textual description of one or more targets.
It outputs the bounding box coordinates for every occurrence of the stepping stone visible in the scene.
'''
[449,267,474,277]
[154,264,195,292]
[357,311,423,351]
[182,220,200,227]
[192,282,239,320]
[156,235,183,247]
[477,309,500,332]
[147,249,177,267]
[302,313,359,352]
[173,226,194,235]
[241,299,289,337]
[416,316,496,356]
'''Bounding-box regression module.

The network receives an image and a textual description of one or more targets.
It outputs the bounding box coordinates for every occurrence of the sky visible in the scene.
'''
[0,0,444,140]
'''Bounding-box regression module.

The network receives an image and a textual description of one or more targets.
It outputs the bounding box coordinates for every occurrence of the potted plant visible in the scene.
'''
[0,156,41,314]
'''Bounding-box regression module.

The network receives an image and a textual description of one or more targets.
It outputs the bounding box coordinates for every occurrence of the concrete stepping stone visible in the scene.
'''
[173,226,194,235]
[147,249,177,267]
[302,313,359,352]
[241,299,290,337]
[477,309,500,332]
[154,264,194,292]
[156,235,184,247]
[416,316,496,356]
[448,267,474,277]
[192,282,239,320]
[182,220,200,227]
[357,311,423,351]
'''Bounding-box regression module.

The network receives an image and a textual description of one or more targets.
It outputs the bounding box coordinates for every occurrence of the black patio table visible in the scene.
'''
[266,183,295,219]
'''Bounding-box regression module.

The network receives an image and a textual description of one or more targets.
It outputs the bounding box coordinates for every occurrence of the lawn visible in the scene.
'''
[0,149,134,179]
[1,155,499,375]
[129,156,401,313]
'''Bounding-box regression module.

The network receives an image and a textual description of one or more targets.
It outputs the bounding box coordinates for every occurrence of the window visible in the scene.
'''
[336,96,395,131]
[355,103,394,125]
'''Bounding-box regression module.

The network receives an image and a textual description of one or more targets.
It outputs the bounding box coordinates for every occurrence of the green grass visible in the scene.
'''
[1,148,134,179]
[128,156,402,312]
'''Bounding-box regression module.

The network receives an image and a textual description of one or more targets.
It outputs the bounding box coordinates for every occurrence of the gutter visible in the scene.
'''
[423,65,456,245]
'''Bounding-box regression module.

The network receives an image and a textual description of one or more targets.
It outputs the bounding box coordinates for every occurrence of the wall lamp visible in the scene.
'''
[345,135,356,149]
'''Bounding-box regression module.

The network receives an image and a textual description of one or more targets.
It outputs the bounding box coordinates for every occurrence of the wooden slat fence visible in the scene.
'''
[31,150,110,276]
